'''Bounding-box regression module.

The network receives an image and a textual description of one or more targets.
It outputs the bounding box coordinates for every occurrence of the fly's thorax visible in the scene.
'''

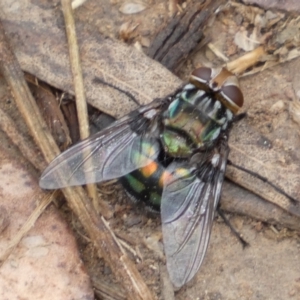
[180,84,234,127]
[160,85,233,158]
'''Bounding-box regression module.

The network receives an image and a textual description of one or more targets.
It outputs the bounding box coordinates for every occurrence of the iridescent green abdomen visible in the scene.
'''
[120,158,165,211]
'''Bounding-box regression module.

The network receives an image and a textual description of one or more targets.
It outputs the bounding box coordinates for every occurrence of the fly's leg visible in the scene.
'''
[93,76,140,105]
[232,112,247,123]
[217,208,249,248]
[227,160,298,205]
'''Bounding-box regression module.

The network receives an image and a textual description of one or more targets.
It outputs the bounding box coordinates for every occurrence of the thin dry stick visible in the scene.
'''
[0,107,46,171]
[61,0,99,211]
[0,191,57,264]
[0,20,154,300]
[93,278,127,300]
[226,46,266,74]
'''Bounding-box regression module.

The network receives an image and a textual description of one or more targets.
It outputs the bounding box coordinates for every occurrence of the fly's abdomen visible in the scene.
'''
[120,159,165,211]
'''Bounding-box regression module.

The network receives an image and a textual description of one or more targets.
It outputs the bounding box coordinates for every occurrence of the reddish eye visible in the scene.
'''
[221,85,244,108]
[191,67,212,83]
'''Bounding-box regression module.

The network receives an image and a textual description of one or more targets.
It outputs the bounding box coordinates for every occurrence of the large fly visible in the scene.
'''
[39,67,244,288]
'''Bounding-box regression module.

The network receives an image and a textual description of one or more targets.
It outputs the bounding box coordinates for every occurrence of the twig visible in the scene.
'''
[226,46,266,74]
[93,277,127,300]
[160,265,175,300]
[207,42,229,62]
[0,191,56,264]
[61,0,99,212]
[0,107,46,171]
[0,20,154,300]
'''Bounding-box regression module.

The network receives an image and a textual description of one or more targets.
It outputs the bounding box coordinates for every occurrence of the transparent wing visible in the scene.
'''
[161,141,229,288]
[39,105,162,189]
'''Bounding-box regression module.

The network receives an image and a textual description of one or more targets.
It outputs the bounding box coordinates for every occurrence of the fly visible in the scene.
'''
[39,67,244,288]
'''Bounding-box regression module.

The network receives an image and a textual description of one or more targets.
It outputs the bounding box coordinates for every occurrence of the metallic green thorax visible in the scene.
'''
[161,84,232,157]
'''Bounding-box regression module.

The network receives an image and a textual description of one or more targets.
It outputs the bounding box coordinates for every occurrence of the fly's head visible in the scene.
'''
[189,67,244,114]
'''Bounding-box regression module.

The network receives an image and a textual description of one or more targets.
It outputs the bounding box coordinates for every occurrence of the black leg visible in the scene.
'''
[227,160,298,204]
[232,112,247,123]
[93,76,140,105]
[217,208,249,248]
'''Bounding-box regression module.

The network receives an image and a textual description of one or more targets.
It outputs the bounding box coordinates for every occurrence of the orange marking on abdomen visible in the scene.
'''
[159,170,172,188]
[141,161,158,178]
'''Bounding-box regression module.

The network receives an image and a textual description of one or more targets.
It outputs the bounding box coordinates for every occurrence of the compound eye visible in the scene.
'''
[191,67,212,83]
[221,84,244,112]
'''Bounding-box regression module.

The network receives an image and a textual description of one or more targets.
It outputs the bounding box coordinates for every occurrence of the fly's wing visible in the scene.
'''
[39,102,163,189]
[161,141,229,288]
